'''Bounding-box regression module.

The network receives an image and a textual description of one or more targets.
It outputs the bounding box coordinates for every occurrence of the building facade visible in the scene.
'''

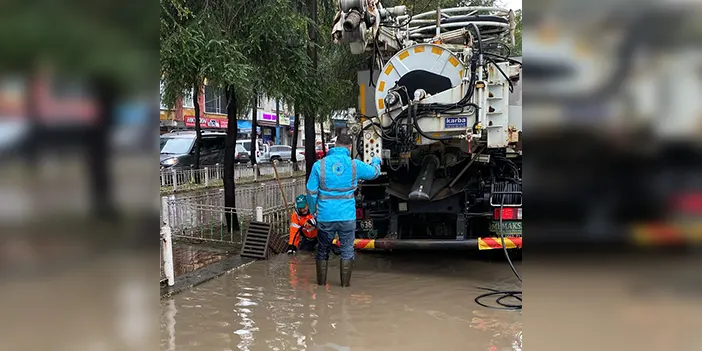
[330,108,354,137]
[296,120,332,147]
[159,80,296,145]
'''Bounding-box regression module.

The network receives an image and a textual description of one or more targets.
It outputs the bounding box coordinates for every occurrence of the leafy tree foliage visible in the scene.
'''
[160,0,250,111]
[161,0,312,229]
[159,0,521,223]
[512,9,522,56]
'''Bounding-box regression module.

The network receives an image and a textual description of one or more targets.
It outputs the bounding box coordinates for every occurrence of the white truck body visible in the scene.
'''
[334,4,522,164]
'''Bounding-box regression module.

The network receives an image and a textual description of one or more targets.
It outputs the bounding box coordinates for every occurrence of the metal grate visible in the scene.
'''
[240,222,273,259]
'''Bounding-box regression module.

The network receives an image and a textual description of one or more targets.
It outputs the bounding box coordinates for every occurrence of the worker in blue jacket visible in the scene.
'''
[306,134,381,287]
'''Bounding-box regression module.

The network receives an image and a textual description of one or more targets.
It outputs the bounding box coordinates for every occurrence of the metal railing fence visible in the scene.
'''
[160,203,293,286]
[160,178,306,224]
[160,161,308,287]
[160,160,305,192]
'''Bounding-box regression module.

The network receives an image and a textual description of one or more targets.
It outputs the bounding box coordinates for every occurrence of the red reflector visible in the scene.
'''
[494,208,518,220]
[670,193,702,214]
[356,208,364,219]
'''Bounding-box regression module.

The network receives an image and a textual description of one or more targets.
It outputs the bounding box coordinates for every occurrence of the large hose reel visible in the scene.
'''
[375,43,467,124]
[360,43,472,164]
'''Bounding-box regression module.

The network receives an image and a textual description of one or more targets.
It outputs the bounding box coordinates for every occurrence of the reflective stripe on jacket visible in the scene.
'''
[288,211,317,247]
[306,147,381,222]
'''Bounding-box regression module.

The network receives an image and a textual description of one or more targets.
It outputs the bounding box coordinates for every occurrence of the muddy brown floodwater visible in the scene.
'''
[161,252,522,351]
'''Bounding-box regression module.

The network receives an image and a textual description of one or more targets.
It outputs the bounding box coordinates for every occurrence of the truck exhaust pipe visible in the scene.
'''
[409,155,440,201]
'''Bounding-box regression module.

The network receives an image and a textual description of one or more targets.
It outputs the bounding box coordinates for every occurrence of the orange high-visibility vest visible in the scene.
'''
[288,211,318,247]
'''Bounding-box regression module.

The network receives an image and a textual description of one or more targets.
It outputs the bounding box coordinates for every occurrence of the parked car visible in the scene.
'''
[160,130,249,169]
[236,139,270,163]
[160,130,226,169]
[268,145,305,161]
[296,145,327,160]
[269,145,292,161]
[235,144,250,163]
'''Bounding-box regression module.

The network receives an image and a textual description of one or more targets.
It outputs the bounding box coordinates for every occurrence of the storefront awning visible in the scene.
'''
[257,120,277,127]
[238,120,252,131]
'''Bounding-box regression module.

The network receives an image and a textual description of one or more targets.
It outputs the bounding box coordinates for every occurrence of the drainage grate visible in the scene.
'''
[240,222,272,259]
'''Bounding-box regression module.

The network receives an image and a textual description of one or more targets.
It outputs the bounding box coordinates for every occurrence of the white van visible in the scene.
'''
[236,139,270,163]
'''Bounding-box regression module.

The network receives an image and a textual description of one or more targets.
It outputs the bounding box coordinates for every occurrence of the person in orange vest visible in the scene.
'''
[287,195,319,254]
[287,194,341,255]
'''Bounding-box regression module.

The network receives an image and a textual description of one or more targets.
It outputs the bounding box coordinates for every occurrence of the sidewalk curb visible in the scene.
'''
[160,255,257,299]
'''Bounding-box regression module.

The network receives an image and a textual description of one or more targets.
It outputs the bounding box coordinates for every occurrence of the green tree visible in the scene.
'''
[511,9,522,56]
[163,0,310,228]
[161,0,212,181]
[214,0,310,167]
[294,0,368,168]
[162,0,251,230]
[315,19,366,121]
[301,0,320,178]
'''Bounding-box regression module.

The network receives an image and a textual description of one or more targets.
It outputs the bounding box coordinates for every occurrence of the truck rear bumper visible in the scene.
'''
[331,237,522,250]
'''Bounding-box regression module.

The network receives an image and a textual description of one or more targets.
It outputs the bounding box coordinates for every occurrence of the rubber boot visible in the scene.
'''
[340,259,353,287]
[316,260,328,286]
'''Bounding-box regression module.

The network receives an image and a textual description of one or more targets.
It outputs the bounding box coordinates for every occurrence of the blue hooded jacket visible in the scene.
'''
[306,147,381,222]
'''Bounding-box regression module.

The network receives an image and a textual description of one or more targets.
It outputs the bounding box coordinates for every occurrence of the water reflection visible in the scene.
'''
[161,253,522,350]
[163,299,176,351]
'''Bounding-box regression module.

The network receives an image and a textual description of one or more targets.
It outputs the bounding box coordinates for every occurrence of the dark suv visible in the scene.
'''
[160,130,249,169]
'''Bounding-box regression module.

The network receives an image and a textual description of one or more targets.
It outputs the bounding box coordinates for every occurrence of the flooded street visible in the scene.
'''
[161,252,522,351]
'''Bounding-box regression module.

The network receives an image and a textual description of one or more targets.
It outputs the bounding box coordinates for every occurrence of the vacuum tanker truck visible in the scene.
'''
[330,2,522,250]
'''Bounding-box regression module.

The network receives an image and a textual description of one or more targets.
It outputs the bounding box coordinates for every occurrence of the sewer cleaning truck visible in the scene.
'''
[330,2,522,250]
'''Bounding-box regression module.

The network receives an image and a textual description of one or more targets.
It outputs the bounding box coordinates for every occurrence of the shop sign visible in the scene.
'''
[184,115,228,129]
[259,113,277,122]
[279,114,290,125]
